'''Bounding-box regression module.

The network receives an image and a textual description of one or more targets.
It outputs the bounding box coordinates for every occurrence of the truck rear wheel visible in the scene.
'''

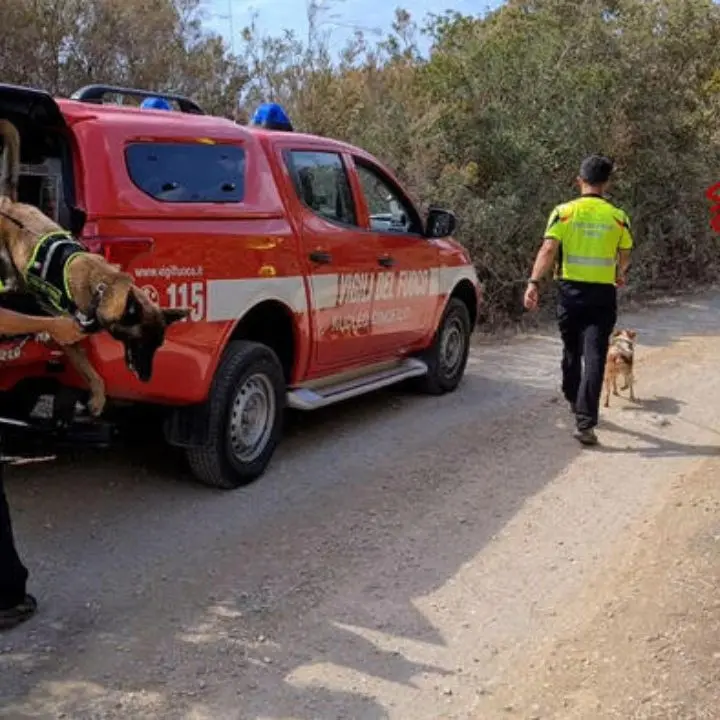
[186,341,285,489]
[416,297,472,395]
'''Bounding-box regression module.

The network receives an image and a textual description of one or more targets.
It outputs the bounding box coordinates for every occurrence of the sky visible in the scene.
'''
[200,0,504,56]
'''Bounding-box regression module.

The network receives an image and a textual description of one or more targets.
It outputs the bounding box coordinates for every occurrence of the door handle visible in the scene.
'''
[309,250,332,264]
[377,255,395,268]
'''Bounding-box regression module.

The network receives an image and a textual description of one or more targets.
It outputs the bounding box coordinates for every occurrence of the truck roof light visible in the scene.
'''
[140,97,172,111]
[251,103,294,132]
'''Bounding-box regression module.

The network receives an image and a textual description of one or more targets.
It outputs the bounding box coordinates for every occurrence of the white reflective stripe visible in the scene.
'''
[565,254,615,267]
[205,264,478,322]
[40,239,70,279]
[309,275,340,311]
[437,264,478,291]
[207,277,307,321]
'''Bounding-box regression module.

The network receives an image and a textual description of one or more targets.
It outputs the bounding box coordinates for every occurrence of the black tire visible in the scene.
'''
[186,341,285,489]
[416,297,472,395]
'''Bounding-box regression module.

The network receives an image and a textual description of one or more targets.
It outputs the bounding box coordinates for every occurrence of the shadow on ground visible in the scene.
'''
[1,294,718,719]
[619,396,685,416]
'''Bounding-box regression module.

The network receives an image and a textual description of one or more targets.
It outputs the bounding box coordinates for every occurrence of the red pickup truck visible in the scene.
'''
[0,83,481,489]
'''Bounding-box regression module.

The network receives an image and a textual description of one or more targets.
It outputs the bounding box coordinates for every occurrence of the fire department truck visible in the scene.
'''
[0,83,481,489]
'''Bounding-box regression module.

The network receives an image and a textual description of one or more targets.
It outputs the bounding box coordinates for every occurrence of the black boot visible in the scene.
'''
[0,594,37,630]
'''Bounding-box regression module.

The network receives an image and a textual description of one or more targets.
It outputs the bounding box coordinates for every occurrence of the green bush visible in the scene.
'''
[4,0,720,327]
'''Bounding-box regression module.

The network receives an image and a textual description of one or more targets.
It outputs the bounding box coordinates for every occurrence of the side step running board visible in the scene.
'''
[0,411,114,459]
[0,416,31,428]
[286,358,428,411]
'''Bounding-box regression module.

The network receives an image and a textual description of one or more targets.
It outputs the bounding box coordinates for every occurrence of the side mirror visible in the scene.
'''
[425,207,457,238]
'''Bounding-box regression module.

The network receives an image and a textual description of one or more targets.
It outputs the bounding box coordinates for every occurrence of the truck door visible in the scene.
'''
[351,155,440,353]
[283,149,382,371]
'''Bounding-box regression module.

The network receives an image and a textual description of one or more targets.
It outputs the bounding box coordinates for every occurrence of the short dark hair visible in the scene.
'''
[579,155,614,185]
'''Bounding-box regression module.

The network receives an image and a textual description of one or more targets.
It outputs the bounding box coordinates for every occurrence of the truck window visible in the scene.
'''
[355,160,423,235]
[285,150,356,226]
[125,142,245,203]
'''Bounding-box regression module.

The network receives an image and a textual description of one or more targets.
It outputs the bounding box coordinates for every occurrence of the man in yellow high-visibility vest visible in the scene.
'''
[0,293,85,630]
[523,155,633,446]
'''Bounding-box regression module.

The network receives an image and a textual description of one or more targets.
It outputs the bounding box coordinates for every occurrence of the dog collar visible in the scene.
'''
[74,283,107,334]
[612,337,633,358]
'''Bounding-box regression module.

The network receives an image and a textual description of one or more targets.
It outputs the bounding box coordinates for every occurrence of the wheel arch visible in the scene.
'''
[165,297,305,450]
[223,298,300,383]
[447,278,479,329]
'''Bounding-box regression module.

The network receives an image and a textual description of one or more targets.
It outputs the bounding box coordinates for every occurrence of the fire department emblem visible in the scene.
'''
[141,284,160,303]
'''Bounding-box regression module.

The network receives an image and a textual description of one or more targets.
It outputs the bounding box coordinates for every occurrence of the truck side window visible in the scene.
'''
[355,160,423,235]
[125,142,245,203]
[286,151,356,226]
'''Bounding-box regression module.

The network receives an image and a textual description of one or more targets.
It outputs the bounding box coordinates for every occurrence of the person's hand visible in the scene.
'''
[523,282,539,311]
[615,273,627,288]
[45,317,85,346]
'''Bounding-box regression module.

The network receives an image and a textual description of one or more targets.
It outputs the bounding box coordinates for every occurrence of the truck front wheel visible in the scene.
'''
[186,341,285,489]
[416,297,472,395]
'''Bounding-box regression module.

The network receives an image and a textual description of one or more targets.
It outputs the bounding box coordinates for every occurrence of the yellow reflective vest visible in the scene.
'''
[544,195,633,284]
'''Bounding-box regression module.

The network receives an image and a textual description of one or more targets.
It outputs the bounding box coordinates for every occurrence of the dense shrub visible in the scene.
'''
[3,0,720,326]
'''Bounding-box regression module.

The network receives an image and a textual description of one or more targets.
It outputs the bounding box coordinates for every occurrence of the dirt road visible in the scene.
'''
[1,292,719,720]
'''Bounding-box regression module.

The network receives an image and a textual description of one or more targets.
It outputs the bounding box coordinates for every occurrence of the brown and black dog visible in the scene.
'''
[0,119,189,416]
[603,328,637,408]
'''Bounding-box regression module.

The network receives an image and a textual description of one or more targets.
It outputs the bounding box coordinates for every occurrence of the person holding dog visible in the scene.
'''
[523,155,633,446]
[0,306,84,630]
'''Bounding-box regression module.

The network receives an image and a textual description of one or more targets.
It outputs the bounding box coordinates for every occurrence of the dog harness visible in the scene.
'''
[25,231,84,312]
[0,210,106,332]
[24,230,105,332]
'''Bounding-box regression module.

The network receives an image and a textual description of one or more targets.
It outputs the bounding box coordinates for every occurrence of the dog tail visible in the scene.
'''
[0,119,20,202]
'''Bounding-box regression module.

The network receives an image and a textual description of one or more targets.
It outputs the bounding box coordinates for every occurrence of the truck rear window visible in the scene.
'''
[125,142,245,203]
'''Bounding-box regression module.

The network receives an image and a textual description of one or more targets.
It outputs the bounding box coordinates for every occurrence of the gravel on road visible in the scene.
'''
[1,291,719,720]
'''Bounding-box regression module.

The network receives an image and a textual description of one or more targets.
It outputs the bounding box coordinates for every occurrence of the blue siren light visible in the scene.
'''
[140,97,172,111]
[251,102,294,132]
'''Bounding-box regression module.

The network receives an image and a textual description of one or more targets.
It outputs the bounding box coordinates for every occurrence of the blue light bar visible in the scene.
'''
[141,97,172,111]
[251,102,294,131]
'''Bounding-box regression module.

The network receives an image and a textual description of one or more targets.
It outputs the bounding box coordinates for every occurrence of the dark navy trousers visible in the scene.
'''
[557,281,617,431]
[0,438,28,610]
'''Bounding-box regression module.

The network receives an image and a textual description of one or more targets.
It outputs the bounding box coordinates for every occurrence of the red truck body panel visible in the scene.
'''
[0,94,480,406]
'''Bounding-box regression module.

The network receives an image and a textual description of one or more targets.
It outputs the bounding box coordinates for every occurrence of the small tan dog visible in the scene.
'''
[0,119,188,416]
[603,328,637,407]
